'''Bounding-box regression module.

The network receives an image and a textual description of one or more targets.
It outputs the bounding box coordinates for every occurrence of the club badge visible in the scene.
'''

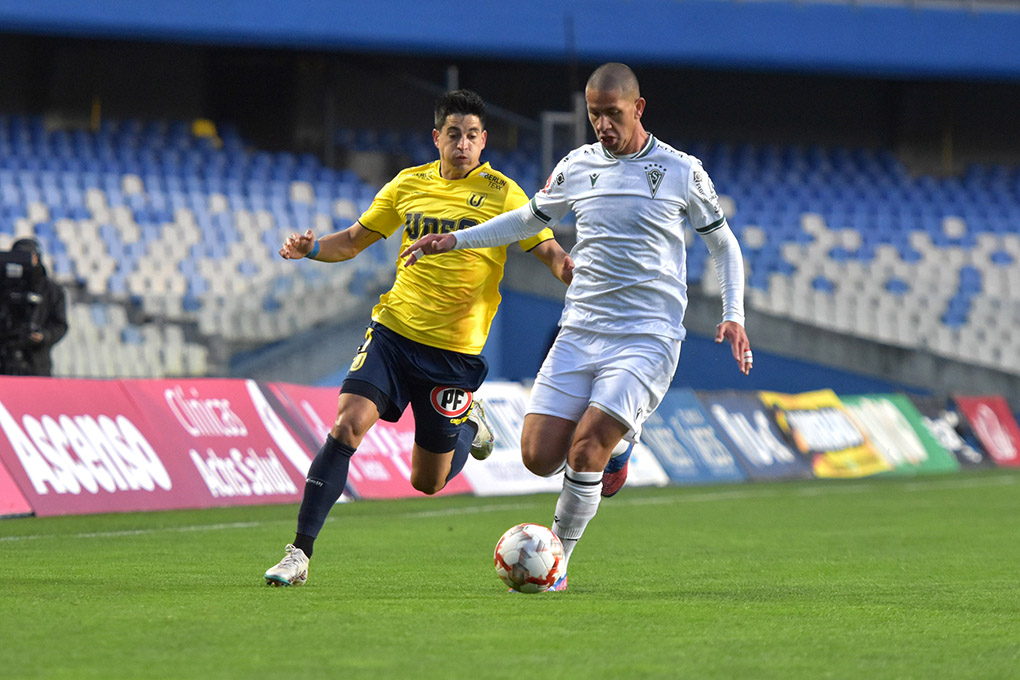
[644,164,666,198]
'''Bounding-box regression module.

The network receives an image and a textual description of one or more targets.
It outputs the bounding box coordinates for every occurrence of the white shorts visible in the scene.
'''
[527,327,682,442]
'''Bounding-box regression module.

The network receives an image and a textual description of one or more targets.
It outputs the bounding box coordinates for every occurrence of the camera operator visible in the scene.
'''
[0,238,68,376]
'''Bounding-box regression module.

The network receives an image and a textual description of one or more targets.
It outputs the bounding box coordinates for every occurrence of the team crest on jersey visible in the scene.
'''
[644,164,666,198]
[468,193,487,207]
[430,386,473,418]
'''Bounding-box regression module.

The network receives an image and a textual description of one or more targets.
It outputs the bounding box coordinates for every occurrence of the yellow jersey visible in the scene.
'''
[358,160,554,355]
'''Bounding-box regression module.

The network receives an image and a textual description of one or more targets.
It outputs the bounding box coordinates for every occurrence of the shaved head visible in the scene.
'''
[584,62,647,155]
[586,62,640,97]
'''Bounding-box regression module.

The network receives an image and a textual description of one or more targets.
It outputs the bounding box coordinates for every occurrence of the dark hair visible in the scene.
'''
[434,89,487,130]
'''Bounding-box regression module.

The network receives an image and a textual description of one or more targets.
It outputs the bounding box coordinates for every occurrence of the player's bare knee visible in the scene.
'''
[410,475,444,495]
[522,449,562,477]
[521,447,541,472]
[568,437,611,472]
[330,417,366,448]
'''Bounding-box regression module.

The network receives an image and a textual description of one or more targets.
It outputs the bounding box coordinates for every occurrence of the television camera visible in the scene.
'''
[0,248,44,375]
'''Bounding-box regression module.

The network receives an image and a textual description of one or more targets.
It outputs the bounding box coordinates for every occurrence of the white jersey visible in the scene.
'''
[530,134,727,340]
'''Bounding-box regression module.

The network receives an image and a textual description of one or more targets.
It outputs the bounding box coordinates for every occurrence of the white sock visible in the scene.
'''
[547,460,566,476]
[551,465,603,570]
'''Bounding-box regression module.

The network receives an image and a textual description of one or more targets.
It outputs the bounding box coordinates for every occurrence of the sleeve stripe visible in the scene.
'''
[695,217,727,234]
[529,196,552,224]
[357,222,388,238]
[522,235,555,252]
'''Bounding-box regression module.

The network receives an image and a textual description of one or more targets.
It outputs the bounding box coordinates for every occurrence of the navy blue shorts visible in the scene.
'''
[340,321,489,453]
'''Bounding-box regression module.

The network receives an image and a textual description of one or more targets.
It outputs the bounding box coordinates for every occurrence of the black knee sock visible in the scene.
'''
[294,434,355,557]
[445,421,477,484]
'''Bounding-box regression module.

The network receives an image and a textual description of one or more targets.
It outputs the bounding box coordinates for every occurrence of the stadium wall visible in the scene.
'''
[499,247,1020,405]
[230,287,921,398]
[5,33,1020,166]
[491,289,924,395]
[1,0,1019,80]
[2,375,1017,518]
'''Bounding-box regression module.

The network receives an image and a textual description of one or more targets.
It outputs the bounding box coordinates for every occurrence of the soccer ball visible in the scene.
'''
[493,523,565,593]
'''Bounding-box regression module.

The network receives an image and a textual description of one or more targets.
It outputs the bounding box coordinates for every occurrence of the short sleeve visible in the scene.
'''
[686,160,727,235]
[518,227,556,252]
[528,155,574,227]
[357,175,404,238]
[504,180,529,212]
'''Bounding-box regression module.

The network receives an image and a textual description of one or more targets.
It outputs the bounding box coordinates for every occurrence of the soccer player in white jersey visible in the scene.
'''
[401,63,752,590]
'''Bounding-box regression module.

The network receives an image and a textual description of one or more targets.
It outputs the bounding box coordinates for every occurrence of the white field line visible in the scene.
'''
[402,501,547,519]
[901,474,1018,491]
[620,483,874,505]
[1,474,1015,543]
[0,521,260,543]
[623,472,1018,507]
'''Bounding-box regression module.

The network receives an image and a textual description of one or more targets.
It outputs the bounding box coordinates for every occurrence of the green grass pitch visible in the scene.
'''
[2,470,1018,679]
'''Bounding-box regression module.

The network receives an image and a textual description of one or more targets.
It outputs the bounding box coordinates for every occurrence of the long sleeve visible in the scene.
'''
[453,203,546,250]
[699,224,745,326]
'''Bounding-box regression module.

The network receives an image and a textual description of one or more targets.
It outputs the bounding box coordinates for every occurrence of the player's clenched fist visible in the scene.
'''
[399,232,458,267]
[280,229,316,259]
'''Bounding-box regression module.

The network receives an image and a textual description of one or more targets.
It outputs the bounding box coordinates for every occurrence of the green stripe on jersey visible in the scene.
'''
[529,197,552,223]
[601,134,657,160]
[634,135,656,159]
[695,217,727,234]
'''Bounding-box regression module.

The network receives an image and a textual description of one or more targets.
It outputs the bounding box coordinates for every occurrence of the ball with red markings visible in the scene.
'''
[493,523,565,593]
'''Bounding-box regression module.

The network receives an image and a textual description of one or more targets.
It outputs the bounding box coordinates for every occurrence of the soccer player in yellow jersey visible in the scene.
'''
[264,90,573,586]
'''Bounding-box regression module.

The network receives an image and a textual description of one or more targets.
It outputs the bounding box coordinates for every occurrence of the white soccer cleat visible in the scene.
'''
[264,544,309,587]
[467,399,495,460]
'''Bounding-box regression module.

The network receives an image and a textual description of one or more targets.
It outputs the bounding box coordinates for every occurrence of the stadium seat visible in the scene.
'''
[2,114,394,377]
[675,139,1020,375]
[10,115,1020,377]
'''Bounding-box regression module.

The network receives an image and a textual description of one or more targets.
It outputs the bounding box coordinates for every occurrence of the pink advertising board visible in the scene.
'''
[0,457,31,517]
[0,377,313,516]
[953,395,1020,467]
[265,382,473,499]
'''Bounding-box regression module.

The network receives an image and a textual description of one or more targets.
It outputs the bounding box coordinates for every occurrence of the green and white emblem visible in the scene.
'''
[644,164,666,198]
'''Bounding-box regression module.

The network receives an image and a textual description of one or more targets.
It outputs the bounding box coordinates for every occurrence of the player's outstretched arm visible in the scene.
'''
[279,224,382,262]
[402,203,548,267]
[400,233,458,267]
[715,321,753,375]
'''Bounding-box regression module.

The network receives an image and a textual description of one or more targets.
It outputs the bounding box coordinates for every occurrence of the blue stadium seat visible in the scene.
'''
[6,113,1018,376]
[884,278,911,295]
[811,276,836,293]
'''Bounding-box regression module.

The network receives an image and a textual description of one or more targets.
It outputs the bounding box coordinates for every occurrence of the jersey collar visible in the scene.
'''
[600,133,656,161]
[436,159,488,181]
